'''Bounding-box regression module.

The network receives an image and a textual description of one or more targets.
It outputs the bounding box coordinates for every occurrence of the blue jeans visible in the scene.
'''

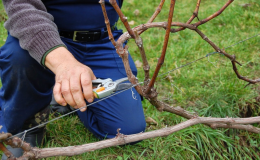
[0,29,146,139]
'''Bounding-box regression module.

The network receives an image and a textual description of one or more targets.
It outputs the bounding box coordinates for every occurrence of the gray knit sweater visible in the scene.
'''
[2,0,64,64]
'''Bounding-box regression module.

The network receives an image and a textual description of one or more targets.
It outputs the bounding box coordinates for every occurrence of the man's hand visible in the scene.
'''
[45,47,96,112]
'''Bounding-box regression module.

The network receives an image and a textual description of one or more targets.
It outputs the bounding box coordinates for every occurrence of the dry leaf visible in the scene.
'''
[135,60,142,68]
[239,3,251,8]
[165,75,173,81]
[129,20,135,25]
[134,9,140,16]
[145,117,158,125]
[128,0,134,4]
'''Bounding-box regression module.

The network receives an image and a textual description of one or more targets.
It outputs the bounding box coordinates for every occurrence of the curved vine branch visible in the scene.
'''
[1,116,260,159]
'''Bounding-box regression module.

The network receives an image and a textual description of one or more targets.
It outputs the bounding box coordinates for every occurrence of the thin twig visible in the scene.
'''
[99,0,117,47]
[134,31,150,84]
[146,0,176,94]
[194,28,241,65]
[194,0,234,27]
[231,56,260,85]
[139,0,166,35]
[148,0,166,23]
[172,0,201,33]
[109,0,136,39]
[0,142,15,159]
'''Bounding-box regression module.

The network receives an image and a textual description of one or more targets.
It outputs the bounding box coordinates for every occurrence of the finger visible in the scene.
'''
[81,72,94,103]
[53,82,67,106]
[91,73,97,80]
[61,79,76,107]
[80,106,87,112]
[70,72,86,109]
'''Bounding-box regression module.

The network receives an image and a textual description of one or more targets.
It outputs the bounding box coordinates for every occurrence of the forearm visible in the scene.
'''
[2,0,65,63]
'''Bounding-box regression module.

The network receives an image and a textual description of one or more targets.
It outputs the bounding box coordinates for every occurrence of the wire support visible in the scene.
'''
[224,33,260,50]
[159,33,259,77]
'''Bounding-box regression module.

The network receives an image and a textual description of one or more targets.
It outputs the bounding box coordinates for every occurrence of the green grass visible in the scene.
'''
[1,0,260,159]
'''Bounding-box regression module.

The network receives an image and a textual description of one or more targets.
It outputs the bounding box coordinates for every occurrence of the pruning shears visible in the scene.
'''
[92,77,133,99]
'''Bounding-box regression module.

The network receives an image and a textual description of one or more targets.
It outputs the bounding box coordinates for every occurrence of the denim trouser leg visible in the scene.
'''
[0,34,55,134]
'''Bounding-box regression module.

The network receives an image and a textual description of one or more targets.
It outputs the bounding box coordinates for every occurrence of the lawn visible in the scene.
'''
[0,0,260,159]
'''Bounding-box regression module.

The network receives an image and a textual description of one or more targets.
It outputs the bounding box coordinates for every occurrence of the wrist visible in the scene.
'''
[45,47,76,74]
[41,45,67,67]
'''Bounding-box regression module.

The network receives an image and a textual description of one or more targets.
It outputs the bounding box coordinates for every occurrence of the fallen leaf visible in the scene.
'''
[239,3,251,7]
[135,60,142,68]
[128,0,134,4]
[129,20,135,25]
[134,9,140,16]
[165,75,173,81]
[146,117,158,125]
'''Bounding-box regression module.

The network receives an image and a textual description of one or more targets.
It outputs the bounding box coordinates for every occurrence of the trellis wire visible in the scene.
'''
[159,33,259,78]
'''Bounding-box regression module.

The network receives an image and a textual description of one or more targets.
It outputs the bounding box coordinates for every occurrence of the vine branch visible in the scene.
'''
[146,0,176,94]
[2,116,260,159]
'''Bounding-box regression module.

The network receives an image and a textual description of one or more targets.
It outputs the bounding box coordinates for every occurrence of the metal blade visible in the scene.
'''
[114,83,133,92]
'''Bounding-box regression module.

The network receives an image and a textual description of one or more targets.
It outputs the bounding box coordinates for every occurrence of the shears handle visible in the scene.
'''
[92,78,114,99]
[93,87,106,98]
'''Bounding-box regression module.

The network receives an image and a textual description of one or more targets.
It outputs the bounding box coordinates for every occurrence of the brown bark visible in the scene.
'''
[0,142,15,159]
[148,0,166,23]
[3,117,260,159]
[193,0,234,27]
[99,0,117,47]
[172,0,201,33]
[146,0,176,94]
[110,0,136,39]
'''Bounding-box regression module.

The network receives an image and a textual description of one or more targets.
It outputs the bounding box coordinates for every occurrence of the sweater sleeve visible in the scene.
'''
[2,0,65,63]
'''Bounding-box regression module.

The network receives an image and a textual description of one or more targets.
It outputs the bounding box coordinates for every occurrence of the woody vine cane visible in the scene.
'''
[1,0,260,159]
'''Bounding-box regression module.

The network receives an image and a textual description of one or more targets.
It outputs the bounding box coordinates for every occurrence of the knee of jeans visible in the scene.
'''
[1,38,37,70]
[121,119,146,136]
